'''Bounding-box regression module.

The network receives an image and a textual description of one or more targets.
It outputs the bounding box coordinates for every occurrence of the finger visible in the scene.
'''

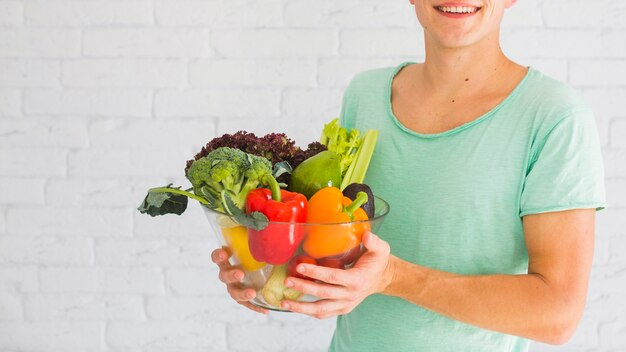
[218,267,245,284]
[285,277,348,300]
[228,285,257,302]
[211,248,230,266]
[362,231,390,256]
[282,299,345,319]
[239,301,269,315]
[295,263,351,286]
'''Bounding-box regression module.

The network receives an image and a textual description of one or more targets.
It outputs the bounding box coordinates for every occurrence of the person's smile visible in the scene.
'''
[433,2,482,19]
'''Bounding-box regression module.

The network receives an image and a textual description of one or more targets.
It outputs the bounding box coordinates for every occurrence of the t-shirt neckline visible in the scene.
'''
[386,61,533,139]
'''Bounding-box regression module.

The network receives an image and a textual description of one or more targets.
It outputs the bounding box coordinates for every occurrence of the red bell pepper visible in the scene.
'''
[246,175,308,265]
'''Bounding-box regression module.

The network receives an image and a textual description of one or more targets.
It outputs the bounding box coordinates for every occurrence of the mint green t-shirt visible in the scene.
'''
[329,62,606,352]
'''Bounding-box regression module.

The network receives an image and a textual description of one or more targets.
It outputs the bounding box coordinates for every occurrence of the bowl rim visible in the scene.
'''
[201,195,390,226]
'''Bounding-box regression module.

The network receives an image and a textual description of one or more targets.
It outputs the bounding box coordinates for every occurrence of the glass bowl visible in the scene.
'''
[202,195,390,311]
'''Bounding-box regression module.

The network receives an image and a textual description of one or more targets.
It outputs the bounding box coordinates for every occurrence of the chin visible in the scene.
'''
[429,32,481,49]
[427,23,500,50]
[439,37,475,48]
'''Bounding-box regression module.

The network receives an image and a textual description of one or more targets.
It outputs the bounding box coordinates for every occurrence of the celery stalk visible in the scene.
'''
[261,264,302,308]
[261,265,288,307]
[340,130,378,190]
[284,288,303,301]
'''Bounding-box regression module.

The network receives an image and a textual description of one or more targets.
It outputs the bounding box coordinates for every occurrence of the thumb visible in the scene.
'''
[362,231,388,255]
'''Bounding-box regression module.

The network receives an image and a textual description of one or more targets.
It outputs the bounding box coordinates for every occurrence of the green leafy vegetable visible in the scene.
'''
[138,147,279,221]
[222,192,269,231]
[272,161,293,179]
[185,131,327,184]
[320,118,361,178]
[186,147,274,212]
[340,129,378,190]
[318,118,379,190]
[137,184,205,217]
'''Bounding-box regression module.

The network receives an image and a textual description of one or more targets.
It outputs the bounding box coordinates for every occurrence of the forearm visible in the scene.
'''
[382,255,584,344]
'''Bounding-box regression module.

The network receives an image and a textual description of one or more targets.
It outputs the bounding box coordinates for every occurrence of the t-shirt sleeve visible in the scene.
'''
[520,108,606,217]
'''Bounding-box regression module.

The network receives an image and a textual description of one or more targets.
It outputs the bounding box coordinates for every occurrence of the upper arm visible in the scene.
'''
[522,208,595,326]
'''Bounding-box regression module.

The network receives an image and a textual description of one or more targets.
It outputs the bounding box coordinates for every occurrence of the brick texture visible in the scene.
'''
[0,1,23,26]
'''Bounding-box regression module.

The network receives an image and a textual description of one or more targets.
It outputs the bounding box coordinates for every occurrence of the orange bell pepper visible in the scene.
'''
[302,187,370,259]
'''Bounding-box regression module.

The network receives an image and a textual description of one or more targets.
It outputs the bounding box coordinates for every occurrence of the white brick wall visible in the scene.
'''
[24,0,154,26]
[62,59,188,88]
[0,28,81,57]
[0,1,23,26]
[0,60,61,87]
[84,29,211,58]
[23,89,153,117]
[0,0,624,351]
[0,322,104,350]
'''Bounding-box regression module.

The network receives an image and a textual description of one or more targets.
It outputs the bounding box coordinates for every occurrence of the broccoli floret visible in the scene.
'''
[205,147,249,173]
[185,131,327,184]
[186,148,246,192]
[232,154,273,207]
[185,147,248,211]
[185,147,277,213]
[245,154,272,182]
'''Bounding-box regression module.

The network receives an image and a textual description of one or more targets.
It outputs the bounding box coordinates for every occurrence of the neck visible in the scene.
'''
[419,31,514,98]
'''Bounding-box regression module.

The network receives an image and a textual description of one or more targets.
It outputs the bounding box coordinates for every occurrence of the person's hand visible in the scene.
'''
[280,231,393,319]
[211,247,269,314]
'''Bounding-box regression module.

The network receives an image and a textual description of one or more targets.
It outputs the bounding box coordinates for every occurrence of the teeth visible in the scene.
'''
[437,5,478,14]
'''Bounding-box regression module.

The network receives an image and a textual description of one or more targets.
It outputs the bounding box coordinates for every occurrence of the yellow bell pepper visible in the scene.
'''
[221,225,265,271]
